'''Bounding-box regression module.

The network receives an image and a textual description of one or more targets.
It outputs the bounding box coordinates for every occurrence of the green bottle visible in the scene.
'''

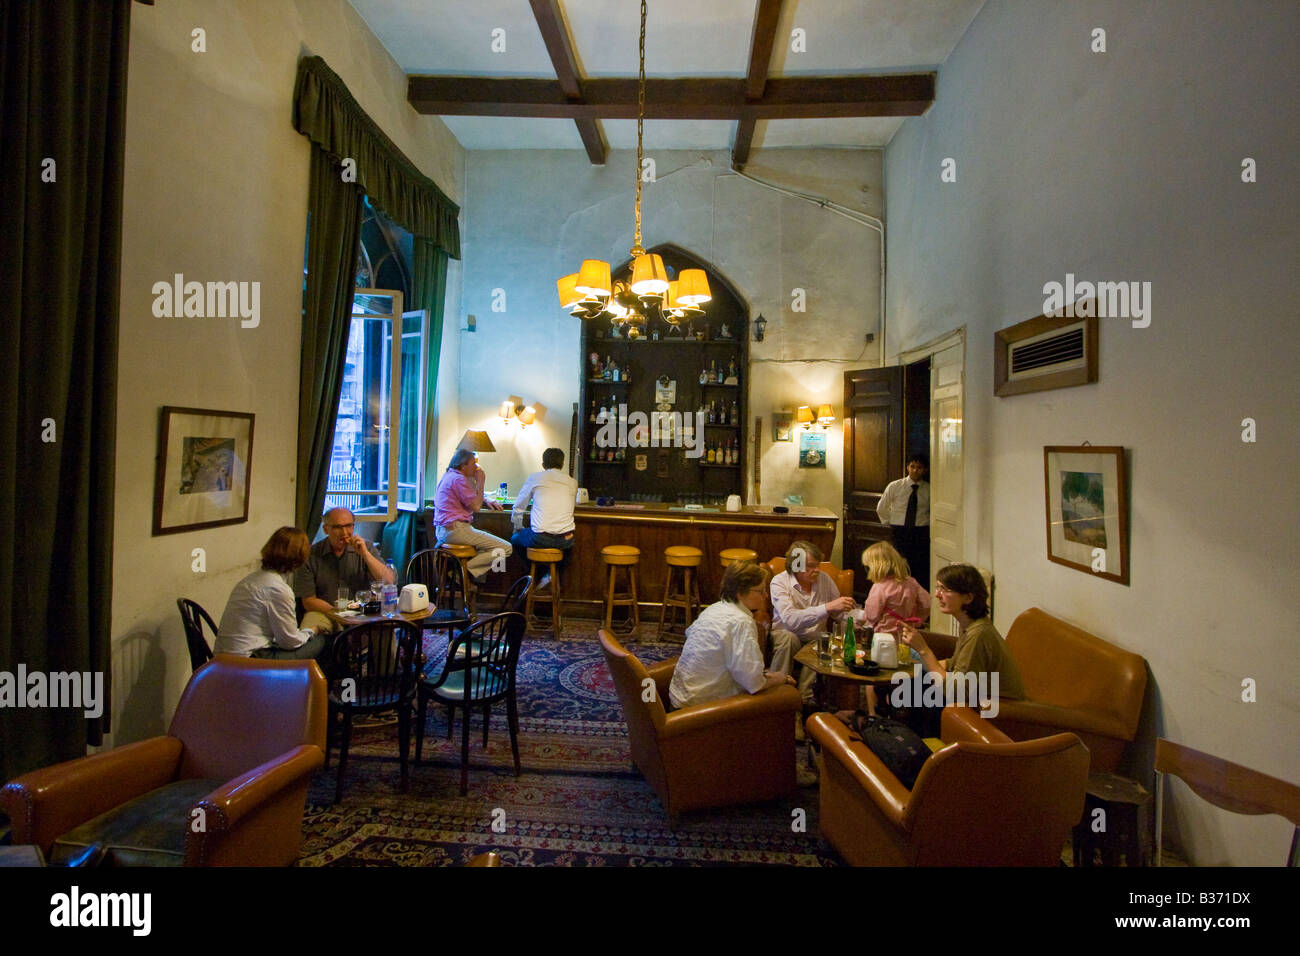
[843,617,856,667]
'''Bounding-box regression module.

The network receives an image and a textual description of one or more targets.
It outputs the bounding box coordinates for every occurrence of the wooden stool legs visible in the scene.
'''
[603,562,640,634]
[657,564,700,640]
[525,557,563,637]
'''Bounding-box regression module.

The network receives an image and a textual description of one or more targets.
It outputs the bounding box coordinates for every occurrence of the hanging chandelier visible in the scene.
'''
[555,0,711,339]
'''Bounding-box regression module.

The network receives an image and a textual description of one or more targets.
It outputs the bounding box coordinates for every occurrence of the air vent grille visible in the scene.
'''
[1011,327,1084,374]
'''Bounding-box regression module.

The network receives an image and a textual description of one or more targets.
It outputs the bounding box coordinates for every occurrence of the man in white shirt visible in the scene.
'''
[510,448,578,583]
[769,540,858,702]
[876,454,930,588]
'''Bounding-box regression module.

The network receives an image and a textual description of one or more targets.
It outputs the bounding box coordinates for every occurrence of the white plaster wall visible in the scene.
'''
[456,148,884,561]
[112,0,464,745]
[884,0,1300,865]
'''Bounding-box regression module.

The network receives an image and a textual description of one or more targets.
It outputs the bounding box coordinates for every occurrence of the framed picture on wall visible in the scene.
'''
[798,431,827,468]
[153,406,255,535]
[772,412,793,442]
[1043,445,1129,585]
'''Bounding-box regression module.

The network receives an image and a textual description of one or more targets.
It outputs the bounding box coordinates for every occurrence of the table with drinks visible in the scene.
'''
[321,579,436,629]
[794,621,920,711]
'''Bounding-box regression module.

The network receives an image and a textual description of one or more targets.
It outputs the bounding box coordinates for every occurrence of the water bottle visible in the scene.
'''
[381,581,399,618]
[498,481,508,501]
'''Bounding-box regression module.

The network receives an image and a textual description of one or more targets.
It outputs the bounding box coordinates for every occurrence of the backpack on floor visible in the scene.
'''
[837,710,931,790]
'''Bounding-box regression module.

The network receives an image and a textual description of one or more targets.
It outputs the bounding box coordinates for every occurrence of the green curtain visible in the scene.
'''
[293,56,459,541]
[296,147,364,538]
[0,0,130,783]
[293,57,460,257]
[415,237,450,497]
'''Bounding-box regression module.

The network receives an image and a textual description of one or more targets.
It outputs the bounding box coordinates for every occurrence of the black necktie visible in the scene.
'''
[904,483,918,528]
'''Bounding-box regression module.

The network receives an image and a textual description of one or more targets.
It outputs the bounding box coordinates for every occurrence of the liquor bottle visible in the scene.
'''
[707,442,716,464]
[844,617,857,667]
[728,358,738,381]
[611,362,620,382]
[588,401,596,424]
[709,360,718,383]
[698,367,707,386]
[598,401,607,423]
[604,356,613,380]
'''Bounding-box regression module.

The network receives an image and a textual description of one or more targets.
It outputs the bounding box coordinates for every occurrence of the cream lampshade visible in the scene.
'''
[629,253,669,296]
[575,259,612,298]
[817,404,836,426]
[556,274,583,311]
[796,406,814,428]
[676,268,712,305]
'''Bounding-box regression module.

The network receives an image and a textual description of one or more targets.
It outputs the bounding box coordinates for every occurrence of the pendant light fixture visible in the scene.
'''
[555,0,710,338]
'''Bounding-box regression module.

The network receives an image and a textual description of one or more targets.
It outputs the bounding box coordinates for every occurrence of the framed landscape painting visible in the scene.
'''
[1043,445,1128,585]
[153,406,255,535]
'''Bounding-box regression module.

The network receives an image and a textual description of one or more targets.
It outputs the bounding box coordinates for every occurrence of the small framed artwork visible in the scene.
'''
[772,412,793,442]
[798,431,827,468]
[1043,445,1129,585]
[153,406,255,536]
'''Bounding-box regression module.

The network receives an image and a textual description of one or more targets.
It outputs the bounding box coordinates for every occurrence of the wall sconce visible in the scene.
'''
[796,406,814,429]
[499,401,537,427]
[753,313,767,342]
[796,404,836,430]
[816,404,836,427]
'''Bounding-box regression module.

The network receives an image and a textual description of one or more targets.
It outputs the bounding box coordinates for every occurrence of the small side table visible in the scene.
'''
[1072,772,1152,867]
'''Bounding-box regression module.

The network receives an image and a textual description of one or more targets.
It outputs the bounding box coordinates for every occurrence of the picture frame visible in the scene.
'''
[153,406,255,536]
[1043,445,1128,585]
[772,412,793,442]
[798,431,827,468]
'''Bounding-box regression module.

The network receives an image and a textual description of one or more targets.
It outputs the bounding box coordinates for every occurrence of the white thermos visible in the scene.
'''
[870,632,899,669]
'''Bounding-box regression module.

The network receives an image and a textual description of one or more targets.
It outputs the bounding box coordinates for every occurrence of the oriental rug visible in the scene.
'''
[298,622,838,866]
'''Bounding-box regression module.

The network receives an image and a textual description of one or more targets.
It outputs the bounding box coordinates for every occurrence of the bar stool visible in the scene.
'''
[524,547,564,637]
[437,543,478,616]
[719,547,758,570]
[601,545,641,634]
[658,545,702,640]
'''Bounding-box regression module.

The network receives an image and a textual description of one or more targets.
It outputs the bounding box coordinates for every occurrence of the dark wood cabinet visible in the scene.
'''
[576,246,748,504]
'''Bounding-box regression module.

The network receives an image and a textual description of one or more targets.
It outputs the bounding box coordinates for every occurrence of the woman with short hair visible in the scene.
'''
[215,526,331,660]
[896,563,1024,735]
[668,561,794,710]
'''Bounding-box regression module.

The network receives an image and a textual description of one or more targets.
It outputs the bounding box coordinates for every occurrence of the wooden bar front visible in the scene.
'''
[475,504,837,617]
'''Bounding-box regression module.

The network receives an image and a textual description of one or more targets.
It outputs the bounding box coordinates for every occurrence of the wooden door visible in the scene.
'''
[927,340,965,634]
[842,367,904,599]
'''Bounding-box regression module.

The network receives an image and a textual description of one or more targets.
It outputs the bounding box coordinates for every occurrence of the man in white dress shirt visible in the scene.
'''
[876,454,930,589]
[769,540,859,703]
[510,448,578,584]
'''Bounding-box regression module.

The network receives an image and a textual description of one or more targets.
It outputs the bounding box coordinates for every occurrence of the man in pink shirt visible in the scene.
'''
[432,449,510,581]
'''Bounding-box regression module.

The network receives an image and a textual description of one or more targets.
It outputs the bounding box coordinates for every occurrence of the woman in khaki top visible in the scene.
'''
[896,563,1024,735]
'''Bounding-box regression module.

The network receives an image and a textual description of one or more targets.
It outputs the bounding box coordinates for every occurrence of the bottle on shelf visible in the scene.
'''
[709,360,718,383]
[730,399,739,425]
[706,442,716,464]
[728,358,738,382]
[597,401,608,423]
[698,366,707,386]
[588,401,596,424]
[604,355,613,380]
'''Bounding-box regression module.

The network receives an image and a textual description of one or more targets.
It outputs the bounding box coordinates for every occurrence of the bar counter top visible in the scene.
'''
[469,500,838,619]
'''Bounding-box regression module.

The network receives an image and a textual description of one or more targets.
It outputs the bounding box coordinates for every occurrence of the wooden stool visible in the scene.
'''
[658,545,702,640]
[524,547,564,637]
[438,543,478,616]
[601,545,641,634]
[719,547,758,570]
[1072,773,1153,867]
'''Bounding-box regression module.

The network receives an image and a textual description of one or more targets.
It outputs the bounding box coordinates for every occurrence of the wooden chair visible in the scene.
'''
[498,574,533,616]
[416,612,527,795]
[324,619,423,803]
[176,598,217,671]
[1155,738,1300,866]
[407,548,468,615]
[524,548,565,637]
[601,545,641,634]
[657,545,703,639]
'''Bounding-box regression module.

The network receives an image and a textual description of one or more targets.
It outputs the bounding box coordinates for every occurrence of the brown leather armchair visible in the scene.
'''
[598,629,802,826]
[808,707,1089,866]
[989,607,1147,773]
[1,656,326,866]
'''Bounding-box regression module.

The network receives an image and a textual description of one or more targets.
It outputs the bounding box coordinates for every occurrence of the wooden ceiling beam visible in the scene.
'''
[409,74,936,121]
[734,0,785,169]
[528,0,607,164]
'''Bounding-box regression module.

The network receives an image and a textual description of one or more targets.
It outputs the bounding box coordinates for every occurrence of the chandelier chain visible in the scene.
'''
[632,0,646,256]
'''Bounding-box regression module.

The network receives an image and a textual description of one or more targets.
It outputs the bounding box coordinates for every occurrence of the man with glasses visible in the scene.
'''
[769,539,860,701]
[294,506,395,630]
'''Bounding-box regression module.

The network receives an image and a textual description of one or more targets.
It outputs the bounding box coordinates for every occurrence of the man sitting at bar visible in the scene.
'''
[433,448,510,582]
[769,540,859,703]
[510,447,577,587]
[294,506,395,630]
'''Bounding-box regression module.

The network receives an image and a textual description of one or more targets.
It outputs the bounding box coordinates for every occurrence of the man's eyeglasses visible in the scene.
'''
[327,522,355,532]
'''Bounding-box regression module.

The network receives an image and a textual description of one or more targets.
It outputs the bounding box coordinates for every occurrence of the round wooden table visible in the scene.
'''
[794,641,917,710]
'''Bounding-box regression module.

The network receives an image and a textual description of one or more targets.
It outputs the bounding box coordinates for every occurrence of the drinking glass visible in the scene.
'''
[335,586,350,610]
[355,590,370,609]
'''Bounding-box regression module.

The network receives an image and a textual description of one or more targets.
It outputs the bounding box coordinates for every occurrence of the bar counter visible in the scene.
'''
[473,502,838,618]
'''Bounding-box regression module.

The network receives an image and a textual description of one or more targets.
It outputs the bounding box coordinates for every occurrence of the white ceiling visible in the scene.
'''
[348,0,986,151]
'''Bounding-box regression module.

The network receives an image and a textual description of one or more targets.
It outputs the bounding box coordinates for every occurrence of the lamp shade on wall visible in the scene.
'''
[796,406,814,427]
[817,404,836,425]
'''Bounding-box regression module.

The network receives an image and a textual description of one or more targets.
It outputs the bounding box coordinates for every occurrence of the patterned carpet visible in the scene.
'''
[299,621,839,866]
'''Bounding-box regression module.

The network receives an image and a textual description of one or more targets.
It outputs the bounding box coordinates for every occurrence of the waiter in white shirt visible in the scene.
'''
[876,454,930,589]
[510,448,578,585]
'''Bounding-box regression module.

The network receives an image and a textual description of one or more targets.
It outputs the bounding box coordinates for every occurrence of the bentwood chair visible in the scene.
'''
[324,619,423,803]
[1155,738,1300,866]
[498,574,533,616]
[416,612,526,795]
[176,598,217,671]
